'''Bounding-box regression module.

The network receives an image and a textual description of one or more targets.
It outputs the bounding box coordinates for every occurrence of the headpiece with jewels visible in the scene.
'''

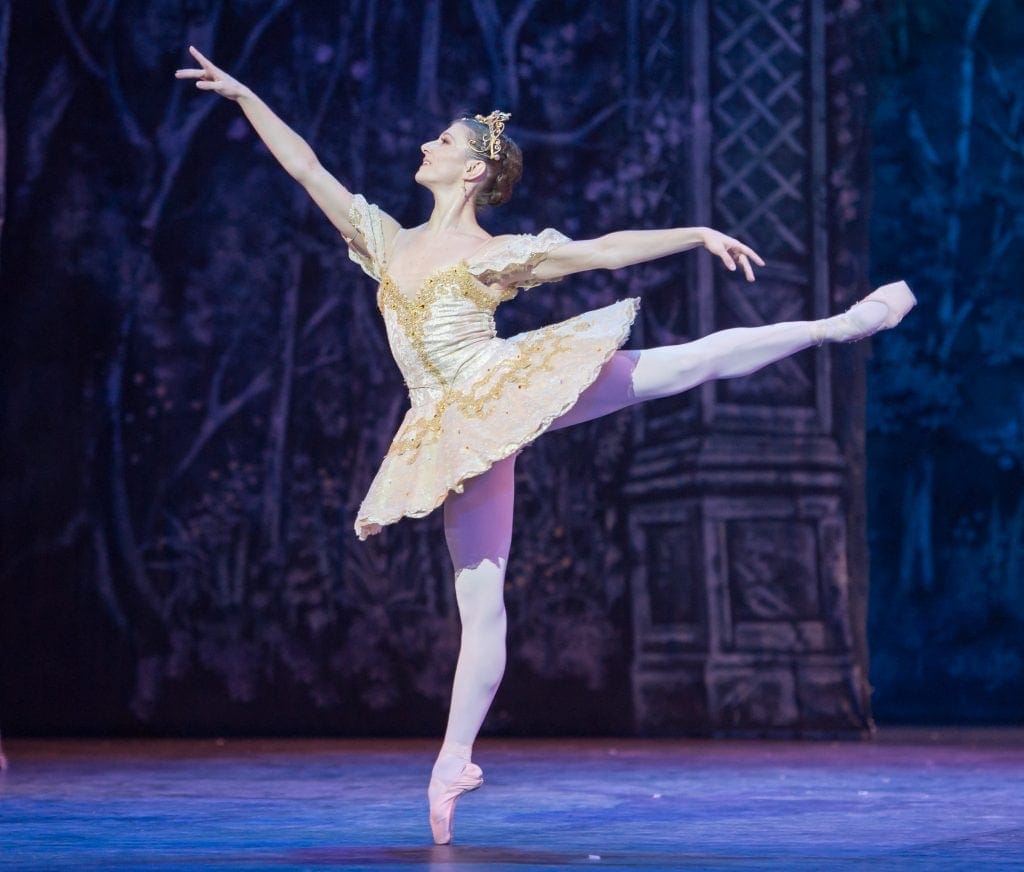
[467,110,511,160]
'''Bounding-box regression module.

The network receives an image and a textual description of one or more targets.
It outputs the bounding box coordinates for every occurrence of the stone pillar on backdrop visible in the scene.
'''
[626,0,874,736]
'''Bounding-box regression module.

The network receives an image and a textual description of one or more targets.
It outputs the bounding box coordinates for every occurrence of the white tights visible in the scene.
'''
[432,316,832,781]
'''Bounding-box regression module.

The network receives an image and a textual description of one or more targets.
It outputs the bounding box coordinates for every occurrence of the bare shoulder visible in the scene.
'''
[473,232,519,254]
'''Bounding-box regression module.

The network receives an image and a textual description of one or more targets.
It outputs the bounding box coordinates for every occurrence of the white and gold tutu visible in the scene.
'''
[347,195,640,540]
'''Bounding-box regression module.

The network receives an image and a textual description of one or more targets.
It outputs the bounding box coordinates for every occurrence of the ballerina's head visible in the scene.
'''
[416,110,523,208]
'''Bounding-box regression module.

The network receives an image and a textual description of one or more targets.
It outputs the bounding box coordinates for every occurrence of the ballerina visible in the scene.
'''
[176,45,915,845]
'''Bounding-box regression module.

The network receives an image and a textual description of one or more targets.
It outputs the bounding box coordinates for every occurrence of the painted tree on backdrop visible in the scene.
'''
[4,0,452,723]
[18,1,399,720]
[869,0,1024,720]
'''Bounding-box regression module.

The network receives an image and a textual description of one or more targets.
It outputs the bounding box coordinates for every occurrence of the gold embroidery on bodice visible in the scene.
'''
[375,262,501,390]
[375,262,580,458]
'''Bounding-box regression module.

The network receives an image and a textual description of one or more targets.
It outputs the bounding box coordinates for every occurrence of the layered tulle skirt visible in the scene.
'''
[354,297,640,539]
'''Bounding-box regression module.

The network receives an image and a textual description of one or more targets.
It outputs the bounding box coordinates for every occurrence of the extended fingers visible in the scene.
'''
[175,68,219,91]
[724,238,764,264]
[706,238,736,271]
[716,246,737,271]
[189,45,214,68]
[176,47,224,89]
[738,243,765,267]
[723,239,764,281]
[707,232,764,278]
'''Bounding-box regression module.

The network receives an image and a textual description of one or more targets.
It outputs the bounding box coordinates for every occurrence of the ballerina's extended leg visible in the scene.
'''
[548,280,915,431]
[429,453,516,845]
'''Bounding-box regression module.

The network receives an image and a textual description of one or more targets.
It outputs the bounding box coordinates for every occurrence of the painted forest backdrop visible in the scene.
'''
[867,0,1024,723]
[1,0,1021,734]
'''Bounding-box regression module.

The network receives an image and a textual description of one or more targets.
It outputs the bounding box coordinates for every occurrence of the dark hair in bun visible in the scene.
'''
[456,116,523,208]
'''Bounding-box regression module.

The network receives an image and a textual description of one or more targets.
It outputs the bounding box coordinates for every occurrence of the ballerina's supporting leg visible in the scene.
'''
[429,453,516,844]
[428,326,802,835]
[548,283,916,432]
[429,317,801,824]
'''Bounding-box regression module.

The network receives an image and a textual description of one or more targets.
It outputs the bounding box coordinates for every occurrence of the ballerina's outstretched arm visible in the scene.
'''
[174,45,399,260]
[532,225,766,283]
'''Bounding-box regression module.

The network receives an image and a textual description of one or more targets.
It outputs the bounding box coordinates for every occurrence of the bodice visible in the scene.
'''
[345,193,573,405]
[375,262,519,402]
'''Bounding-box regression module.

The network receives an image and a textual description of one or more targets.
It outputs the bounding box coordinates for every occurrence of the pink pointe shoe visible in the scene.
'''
[811,280,917,345]
[427,761,483,845]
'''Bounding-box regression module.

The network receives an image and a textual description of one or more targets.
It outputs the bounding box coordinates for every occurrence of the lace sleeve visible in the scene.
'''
[343,193,394,281]
[466,228,572,294]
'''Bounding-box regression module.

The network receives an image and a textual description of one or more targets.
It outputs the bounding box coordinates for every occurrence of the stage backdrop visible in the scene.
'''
[1,0,877,736]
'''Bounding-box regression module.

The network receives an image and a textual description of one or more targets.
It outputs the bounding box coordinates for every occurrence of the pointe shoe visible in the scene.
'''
[427,761,483,845]
[811,280,917,345]
[862,280,917,329]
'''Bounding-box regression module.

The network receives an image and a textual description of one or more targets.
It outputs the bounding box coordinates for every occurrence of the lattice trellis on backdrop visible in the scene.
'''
[627,0,871,736]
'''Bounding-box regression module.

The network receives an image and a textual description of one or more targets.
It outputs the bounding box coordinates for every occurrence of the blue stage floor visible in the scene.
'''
[1,731,1022,870]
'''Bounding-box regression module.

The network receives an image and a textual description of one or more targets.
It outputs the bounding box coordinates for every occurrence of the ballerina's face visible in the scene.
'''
[415,122,482,188]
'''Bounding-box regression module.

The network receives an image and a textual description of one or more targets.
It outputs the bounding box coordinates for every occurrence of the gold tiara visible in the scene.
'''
[468,110,511,160]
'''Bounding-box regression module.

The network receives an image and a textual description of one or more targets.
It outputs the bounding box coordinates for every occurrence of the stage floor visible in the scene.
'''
[1,730,1022,870]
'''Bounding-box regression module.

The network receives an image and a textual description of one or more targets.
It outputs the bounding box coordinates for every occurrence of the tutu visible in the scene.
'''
[346,194,639,540]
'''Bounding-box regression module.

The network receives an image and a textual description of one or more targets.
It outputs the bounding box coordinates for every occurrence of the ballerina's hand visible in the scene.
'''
[700,229,765,282]
[174,45,249,101]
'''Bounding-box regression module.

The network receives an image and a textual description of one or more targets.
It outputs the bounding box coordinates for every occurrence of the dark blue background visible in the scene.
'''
[867,0,1024,723]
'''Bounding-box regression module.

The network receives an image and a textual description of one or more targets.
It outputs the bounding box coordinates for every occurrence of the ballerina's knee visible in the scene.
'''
[629,345,719,400]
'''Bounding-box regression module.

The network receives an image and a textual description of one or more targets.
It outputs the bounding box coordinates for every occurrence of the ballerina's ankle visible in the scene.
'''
[811,300,889,346]
[432,740,474,782]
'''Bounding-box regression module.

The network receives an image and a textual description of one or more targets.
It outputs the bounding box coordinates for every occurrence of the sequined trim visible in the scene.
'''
[376,263,501,388]
[386,322,577,459]
[377,263,499,317]
[345,194,385,281]
[467,228,571,292]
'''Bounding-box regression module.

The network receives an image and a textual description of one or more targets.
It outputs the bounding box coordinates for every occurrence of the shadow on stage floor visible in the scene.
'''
[1,730,1022,870]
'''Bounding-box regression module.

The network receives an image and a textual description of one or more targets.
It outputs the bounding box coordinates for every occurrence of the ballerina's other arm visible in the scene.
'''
[532,226,766,283]
[174,45,398,258]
